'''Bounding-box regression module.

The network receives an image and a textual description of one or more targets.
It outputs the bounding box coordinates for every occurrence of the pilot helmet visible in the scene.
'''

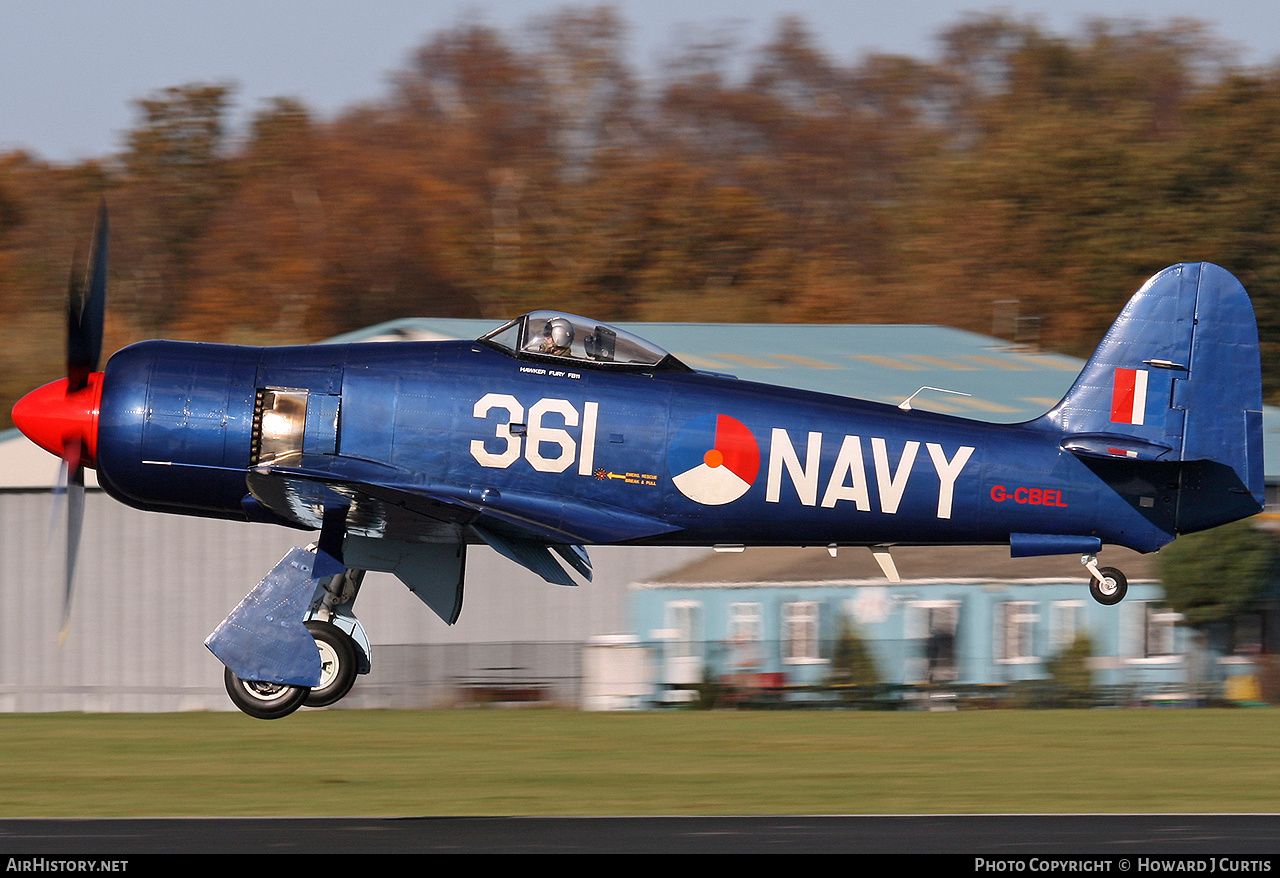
[544,317,574,349]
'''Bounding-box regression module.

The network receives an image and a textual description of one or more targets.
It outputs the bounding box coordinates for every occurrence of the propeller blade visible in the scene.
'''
[67,202,107,393]
[60,455,85,647]
[48,456,69,536]
[56,204,106,644]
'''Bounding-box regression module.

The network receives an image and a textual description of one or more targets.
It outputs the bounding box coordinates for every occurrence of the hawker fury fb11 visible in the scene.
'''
[13,207,1265,718]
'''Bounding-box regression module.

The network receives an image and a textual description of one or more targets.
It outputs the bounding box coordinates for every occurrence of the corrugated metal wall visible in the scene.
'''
[0,489,704,712]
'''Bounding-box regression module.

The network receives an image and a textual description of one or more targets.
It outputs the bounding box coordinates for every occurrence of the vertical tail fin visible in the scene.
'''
[1045,263,1264,533]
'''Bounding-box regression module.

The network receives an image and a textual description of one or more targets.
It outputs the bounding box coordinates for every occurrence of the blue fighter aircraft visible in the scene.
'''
[11,209,1265,718]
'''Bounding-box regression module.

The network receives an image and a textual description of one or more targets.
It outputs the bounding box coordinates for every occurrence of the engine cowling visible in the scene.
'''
[93,340,261,518]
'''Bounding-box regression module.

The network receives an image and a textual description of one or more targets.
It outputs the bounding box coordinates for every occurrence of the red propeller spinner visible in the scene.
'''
[12,373,104,468]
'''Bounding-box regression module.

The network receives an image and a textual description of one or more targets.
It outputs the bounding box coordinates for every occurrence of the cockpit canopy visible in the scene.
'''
[478,311,688,371]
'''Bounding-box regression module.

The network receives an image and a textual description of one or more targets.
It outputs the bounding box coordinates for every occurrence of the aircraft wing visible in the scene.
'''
[244,454,681,585]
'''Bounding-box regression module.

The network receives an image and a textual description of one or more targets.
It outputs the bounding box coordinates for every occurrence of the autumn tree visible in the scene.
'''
[891,18,1229,340]
[175,98,328,342]
[120,83,235,332]
[1165,71,1280,400]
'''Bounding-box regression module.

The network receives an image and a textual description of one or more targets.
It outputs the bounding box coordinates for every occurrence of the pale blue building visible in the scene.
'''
[626,545,1268,707]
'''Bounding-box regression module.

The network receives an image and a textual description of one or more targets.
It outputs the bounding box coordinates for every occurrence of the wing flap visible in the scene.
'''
[472,525,580,586]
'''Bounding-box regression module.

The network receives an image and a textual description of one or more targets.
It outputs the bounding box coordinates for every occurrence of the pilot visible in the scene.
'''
[538,317,575,356]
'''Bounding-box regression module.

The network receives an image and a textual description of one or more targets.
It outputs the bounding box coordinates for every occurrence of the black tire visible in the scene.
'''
[224,667,310,720]
[1089,566,1128,606]
[303,619,359,708]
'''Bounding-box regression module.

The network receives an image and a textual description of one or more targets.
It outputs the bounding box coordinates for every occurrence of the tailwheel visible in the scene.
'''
[224,669,310,720]
[1088,566,1128,606]
[304,619,359,708]
[1082,554,1128,606]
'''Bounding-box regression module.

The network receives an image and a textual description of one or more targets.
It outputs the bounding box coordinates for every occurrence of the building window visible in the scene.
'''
[663,600,703,686]
[999,601,1038,663]
[1049,600,1085,654]
[783,601,820,664]
[665,601,702,658]
[1142,603,1180,658]
[728,602,763,671]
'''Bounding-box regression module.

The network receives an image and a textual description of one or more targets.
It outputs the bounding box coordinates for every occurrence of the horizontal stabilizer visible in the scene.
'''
[1061,433,1174,462]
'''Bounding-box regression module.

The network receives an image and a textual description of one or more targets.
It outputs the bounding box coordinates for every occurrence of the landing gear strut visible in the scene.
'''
[1082,554,1127,605]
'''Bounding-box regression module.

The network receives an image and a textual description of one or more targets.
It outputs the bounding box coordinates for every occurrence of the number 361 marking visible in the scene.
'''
[470,393,600,475]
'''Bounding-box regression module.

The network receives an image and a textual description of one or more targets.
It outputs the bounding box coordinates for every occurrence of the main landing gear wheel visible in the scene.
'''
[1089,566,1128,606]
[303,619,359,708]
[224,669,311,720]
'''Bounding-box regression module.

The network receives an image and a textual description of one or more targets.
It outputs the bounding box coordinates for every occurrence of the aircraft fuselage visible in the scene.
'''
[90,337,1181,555]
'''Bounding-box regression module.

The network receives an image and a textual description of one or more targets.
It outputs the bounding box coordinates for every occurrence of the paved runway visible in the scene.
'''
[2,814,1280,855]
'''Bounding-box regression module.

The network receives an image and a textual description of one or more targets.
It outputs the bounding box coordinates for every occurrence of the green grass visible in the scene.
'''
[1,708,1278,817]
